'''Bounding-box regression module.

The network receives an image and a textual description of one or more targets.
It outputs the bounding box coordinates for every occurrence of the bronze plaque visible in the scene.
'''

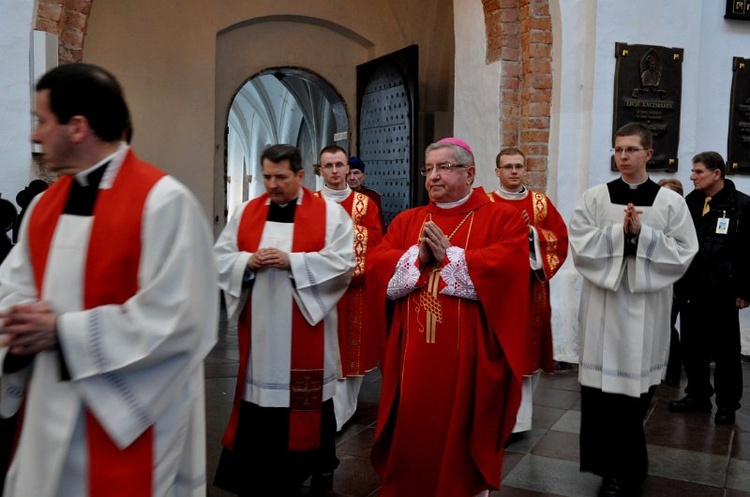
[727,57,750,174]
[612,43,683,172]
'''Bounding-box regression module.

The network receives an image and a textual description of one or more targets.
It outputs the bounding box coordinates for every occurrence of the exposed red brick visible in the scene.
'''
[501,46,519,61]
[523,88,552,103]
[526,58,552,74]
[37,2,63,22]
[60,28,84,48]
[523,117,550,130]
[528,29,553,44]
[35,18,59,33]
[501,7,518,22]
[67,0,93,15]
[528,73,552,89]
[527,42,551,58]
[521,130,550,143]
[62,10,87,31]
[529,0,550,17]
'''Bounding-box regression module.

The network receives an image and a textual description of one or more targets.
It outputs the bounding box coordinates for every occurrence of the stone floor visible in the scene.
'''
[205,322,750,497]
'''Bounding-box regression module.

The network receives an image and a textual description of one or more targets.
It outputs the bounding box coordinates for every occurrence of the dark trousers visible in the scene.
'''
[665,299,683,383]
[681,295,743,411]
[214,400,339,496]
[580,386,655,485]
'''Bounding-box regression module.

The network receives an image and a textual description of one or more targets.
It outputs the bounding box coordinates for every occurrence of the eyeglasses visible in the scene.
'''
[611,147,646,156]
[496,164,525,171]
[419,162,467,176]
[321,162,347,171]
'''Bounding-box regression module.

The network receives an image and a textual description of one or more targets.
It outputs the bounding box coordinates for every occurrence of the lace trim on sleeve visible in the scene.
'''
[440,246,478,300]
[386,245,421,300]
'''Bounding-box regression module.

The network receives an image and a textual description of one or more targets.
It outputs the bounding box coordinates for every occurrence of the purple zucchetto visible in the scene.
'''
[437,137,474,157]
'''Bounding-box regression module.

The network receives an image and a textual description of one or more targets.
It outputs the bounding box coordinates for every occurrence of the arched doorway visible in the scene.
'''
[225,67,349,218]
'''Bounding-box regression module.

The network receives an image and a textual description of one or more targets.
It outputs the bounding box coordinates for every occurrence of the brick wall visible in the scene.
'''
[483,0,552,192]
[35,0,93,63]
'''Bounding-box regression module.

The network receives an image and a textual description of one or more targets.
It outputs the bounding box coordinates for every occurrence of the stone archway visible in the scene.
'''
[483,0,552,191]
[35,0,93,63]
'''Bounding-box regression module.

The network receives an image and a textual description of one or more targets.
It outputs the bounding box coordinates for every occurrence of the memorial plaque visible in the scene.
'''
[612,43,683,172]
[726,0,750,21]
[727,57,750,174]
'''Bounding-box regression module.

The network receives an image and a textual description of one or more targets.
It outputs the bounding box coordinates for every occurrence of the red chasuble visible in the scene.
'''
[222,188,328,452]
[369,187,530,496]
[27,151,165,497]
[323,191,383,376]
[490,190,569,374]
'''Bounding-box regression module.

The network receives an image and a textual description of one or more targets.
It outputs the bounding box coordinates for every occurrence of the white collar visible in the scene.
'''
[74,142,129,188]
[435,191,472,209]
[321,185,351,203]
[494,185,528,200]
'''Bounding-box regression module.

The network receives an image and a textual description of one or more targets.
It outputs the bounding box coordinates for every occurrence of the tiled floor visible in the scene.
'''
[205,320,750,496]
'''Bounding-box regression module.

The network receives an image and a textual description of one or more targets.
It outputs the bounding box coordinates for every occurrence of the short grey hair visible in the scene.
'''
[425,142,475,166]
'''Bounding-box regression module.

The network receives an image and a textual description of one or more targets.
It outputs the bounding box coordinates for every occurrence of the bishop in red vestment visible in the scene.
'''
[369,138,530,497]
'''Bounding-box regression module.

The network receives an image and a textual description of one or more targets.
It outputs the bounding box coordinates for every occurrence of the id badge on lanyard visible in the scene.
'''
[716,210,729,235]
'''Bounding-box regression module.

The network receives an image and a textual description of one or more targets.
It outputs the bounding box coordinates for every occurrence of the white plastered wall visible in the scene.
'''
[0,1,36,207]
[453,0,750,361]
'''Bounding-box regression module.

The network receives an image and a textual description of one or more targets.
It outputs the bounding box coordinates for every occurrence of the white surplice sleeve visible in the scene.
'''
[0,195,44,417]
[214,202,252,318]
[569,185,628,291]
[56,177,218,448]
[289,200,355,325]
[627,190,698,292]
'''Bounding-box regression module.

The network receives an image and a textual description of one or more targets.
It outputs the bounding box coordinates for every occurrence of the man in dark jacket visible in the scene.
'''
[669,151,750,425]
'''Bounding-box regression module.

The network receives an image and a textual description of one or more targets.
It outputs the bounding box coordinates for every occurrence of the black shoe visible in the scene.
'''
[668,395,712,413]
[715,408,736,425]
[309,471,334,496]
[598,476,622,497]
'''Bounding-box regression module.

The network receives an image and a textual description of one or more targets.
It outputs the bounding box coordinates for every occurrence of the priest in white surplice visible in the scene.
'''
[570,123,697,497]
[213,144,355,496]
[0,63,218,497]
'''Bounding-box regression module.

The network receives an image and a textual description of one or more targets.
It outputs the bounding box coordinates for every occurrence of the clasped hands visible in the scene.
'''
[623,203,642,236]
[0,301,58,356]
[419,221,451,266]
[247,247,291,270]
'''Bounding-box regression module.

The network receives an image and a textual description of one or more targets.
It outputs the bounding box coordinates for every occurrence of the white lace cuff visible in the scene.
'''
[440,246,478,300]
[387,245,421,300]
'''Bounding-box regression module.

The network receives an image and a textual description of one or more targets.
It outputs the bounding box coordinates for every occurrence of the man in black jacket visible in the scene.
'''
[669,151,750,425]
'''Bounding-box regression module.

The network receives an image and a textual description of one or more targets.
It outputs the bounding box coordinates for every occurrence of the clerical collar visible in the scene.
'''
[74,142,129,188]
[495,185,528,200]
[435,191,472,209]
[264,187,304,206]
[607,176,660,206]
[622,175,649,190]
[322,184,351,203]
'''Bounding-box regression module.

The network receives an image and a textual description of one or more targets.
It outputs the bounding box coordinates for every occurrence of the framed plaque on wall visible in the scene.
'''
[612,42,683,172]
[726,0,750,20]
[727,57,750,174]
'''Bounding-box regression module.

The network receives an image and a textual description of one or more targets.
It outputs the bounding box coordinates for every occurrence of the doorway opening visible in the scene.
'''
[225,67,348,218]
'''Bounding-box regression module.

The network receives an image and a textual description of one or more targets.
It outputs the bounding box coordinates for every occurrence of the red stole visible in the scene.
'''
[222,188,328,452]
[26,151,165,497]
